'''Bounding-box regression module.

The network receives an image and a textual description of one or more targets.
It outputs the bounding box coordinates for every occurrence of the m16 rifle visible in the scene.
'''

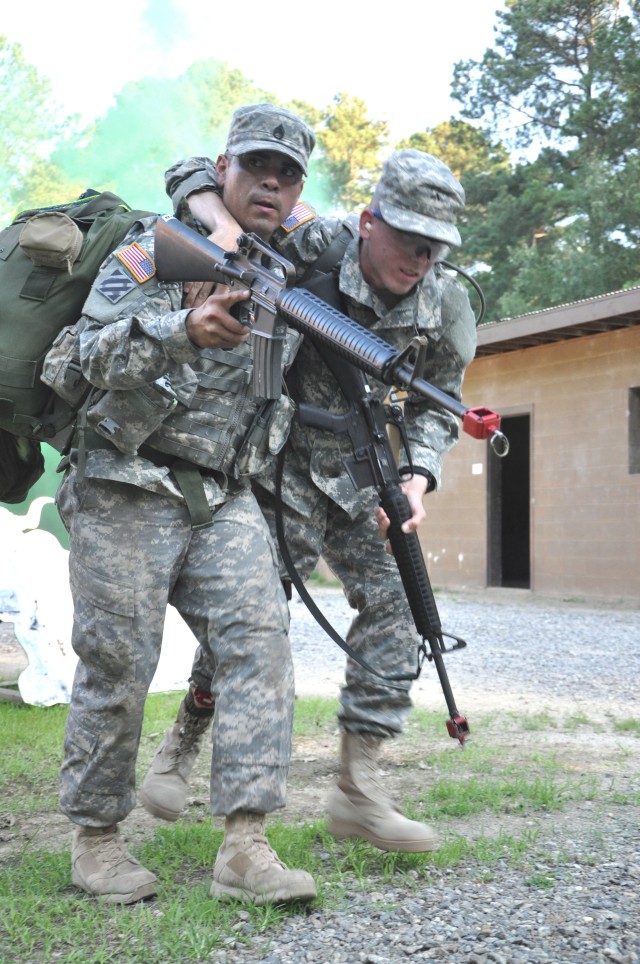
[155,216,509,744]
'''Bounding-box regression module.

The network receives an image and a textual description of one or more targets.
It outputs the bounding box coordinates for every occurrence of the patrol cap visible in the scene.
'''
[226,103,316,175]
[376,149,465,247]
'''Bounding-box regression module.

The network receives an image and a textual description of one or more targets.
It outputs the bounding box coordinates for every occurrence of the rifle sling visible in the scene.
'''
[274,446,418,686]
[296,223,355,287]
[275,266,420,685]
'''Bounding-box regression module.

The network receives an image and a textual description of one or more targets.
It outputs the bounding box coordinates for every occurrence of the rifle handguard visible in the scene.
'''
[380,484,442,637]
[380,483,470,745]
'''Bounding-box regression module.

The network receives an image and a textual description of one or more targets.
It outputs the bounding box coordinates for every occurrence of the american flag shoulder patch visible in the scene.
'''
[280,202,316,233]
[97,267,137,304]
[115,242,156,283]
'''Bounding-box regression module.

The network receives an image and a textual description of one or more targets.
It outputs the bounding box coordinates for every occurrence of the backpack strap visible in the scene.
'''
[296,220,357,287]
[75,415,213,531]
[20,266,58,302]
[167,459,213,530]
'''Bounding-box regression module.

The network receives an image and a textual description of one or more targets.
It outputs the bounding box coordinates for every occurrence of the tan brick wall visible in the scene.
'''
[420,326,640,600]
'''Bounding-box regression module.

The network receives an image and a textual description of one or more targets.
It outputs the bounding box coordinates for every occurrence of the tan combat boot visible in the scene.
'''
[211,811,317,905]
[71,824,157,903]
[140,690,215,822]
[326,731,439,853]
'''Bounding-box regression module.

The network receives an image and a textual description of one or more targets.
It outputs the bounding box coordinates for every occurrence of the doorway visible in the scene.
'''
[487,413,531,588]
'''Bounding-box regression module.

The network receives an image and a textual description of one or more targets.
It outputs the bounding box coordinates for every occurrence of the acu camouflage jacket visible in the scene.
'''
[62,215,297,507]
[166,157,477,516]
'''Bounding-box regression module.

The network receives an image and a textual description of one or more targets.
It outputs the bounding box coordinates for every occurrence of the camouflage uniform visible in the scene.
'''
[170,160,477,738]
[57,215,298,825]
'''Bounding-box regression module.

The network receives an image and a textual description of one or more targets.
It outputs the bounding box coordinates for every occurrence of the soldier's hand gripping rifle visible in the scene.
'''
[155,217,509,744]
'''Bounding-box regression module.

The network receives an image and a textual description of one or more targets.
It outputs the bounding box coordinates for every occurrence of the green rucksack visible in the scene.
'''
[0,189,153,502]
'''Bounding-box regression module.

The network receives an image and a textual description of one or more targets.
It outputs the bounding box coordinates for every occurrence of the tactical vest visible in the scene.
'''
[83,330,299,479]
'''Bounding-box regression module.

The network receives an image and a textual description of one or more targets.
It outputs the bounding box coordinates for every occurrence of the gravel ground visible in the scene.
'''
[289,585,640,716]
[233,587,640,964]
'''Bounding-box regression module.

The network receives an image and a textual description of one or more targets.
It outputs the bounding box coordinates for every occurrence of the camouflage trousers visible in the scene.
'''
[191,482,421,739]
[57,472,292,826]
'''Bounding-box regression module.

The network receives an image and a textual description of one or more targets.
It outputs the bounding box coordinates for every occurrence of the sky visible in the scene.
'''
[2,0,504,141]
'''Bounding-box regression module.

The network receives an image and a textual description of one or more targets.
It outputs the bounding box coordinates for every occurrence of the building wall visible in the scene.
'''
[421,325,640,600]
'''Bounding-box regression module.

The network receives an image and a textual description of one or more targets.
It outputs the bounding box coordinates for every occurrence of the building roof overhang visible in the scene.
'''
[475,286,640,356]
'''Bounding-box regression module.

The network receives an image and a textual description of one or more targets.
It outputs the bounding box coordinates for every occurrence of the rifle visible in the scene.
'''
[155,216,509,744]
[294,343,474,742]
[155,216,294,400]
[154,215,508,454]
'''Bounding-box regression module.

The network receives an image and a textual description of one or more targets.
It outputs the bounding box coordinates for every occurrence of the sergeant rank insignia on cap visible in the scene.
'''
[115,242,156,283]
[280,202,316,233]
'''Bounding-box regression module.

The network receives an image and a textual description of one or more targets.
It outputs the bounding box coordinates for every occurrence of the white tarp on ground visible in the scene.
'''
[0,498,197,706]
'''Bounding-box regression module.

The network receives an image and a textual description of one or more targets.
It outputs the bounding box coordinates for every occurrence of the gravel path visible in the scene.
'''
[289,586,640,716]
[233,587,640,964]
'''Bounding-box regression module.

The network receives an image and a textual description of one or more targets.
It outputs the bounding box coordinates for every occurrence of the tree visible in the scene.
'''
[402,120,509,183]
[9,159,85,215]
[184,60,277,147]
[52,74,211,212]
[452,0,639,156]
[315,93,390,213]
[449,0,640,316]
[0,37,77,221]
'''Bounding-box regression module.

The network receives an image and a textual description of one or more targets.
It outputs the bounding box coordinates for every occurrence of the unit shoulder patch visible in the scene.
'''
[115,242,156,283]
[97,267,138,304]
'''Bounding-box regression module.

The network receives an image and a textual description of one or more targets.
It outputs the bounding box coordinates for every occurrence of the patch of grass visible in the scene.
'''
[292,696,340,737]
[409,769,596,820]
[563,711,592,730]
[518,710,557,731]
[307,567,340,588]
[0,847,247,963]
[137,692,186,749]
[612,717,640,737]
[404,707,451,735]
[0,702,67,814]
[609,788,640,805]
[0,822,324,963]
[425,736,515,776]
[306,823,544,884]
[410,827,542,872]
[526,869,557,888]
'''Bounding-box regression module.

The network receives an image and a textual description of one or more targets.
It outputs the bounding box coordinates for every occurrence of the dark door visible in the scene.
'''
[487,414,531,588]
